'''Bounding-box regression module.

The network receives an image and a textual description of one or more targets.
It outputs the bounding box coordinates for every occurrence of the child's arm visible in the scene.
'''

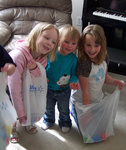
[105,73,125,90]
[0,44,16,68]
[1,63,16,75]
[79,75,90,105]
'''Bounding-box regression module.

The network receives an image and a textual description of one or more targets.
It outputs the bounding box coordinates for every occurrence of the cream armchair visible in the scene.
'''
[0,0,72,52]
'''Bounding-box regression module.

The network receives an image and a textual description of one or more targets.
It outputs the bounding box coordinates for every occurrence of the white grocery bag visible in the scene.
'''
[22,62,47,126]
[75,88,120,143]
[0,72,17,149]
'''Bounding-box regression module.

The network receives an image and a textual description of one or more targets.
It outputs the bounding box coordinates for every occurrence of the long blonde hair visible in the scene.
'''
[78,24,107,64]
[26,22,59,62]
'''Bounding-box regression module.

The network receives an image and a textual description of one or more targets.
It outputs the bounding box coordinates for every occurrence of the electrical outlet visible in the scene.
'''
[76,16,82,26]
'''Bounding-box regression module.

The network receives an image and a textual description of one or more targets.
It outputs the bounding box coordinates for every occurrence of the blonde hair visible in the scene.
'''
[78,24,107,64]
[26,22,59,62]
[59,24,80,50]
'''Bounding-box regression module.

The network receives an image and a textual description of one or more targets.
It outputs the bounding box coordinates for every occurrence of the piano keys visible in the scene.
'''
[93,11,126,22]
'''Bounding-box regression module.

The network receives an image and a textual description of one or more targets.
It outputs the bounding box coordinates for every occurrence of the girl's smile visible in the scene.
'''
[59,38,78,55]
[84,34,101,61]
[32,28,58,59]
[37,28,58,55]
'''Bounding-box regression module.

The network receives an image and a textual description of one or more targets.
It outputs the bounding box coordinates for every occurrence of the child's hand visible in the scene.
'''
[70,82,79,90]
[1,63,9,73]
[113,79,125,90]
[18,116,27,124]
[27,59,37,70]
[1,63,16,75]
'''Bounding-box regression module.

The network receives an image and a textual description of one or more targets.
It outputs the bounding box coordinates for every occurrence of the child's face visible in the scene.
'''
[36,28,58,55]
[84,34,101,61]
[59,37,78,55]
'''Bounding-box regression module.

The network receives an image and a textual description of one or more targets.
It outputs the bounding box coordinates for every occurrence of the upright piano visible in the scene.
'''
[82,0,126,75]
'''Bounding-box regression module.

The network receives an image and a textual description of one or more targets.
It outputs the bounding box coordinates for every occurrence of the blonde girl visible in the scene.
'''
[8,22,59,143]
[42,24,80,133]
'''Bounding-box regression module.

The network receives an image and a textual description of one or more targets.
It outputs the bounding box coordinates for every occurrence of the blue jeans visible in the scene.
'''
[71,103,79,128]
[43,88,72,128]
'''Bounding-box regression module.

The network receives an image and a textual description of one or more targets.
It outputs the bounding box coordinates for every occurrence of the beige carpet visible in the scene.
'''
[6,73,126,150]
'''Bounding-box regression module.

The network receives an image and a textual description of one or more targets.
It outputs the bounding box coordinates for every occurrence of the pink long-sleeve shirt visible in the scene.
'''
[7,41,47,118]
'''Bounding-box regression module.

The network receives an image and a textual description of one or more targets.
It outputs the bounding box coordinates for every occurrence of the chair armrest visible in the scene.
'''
[0,21,12,46]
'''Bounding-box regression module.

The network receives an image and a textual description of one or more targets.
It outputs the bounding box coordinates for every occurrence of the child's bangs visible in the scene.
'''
[64,32,79,42]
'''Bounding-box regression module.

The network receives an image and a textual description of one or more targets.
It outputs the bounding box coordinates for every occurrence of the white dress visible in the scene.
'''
[71,61,120,143]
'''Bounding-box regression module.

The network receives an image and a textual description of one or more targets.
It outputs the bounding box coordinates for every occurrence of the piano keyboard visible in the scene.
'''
[93,11,126,22]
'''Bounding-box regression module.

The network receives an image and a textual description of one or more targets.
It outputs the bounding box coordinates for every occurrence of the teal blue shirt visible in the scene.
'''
[47,51,78,90]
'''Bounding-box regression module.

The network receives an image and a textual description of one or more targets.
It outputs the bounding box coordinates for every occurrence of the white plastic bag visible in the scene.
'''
[0,72,17,149]
[75,88,120,143]
[22,62,47,126]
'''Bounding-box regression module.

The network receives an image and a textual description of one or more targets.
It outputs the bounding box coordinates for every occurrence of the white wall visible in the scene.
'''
[71,0,83,33]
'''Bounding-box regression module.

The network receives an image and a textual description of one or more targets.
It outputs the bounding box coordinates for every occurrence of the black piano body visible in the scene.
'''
[82,0,126,75]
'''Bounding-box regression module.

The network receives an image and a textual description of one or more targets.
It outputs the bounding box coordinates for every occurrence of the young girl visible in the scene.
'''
[0,44,17,149]
[7,22,59,143]
[41,24,80,133]
[71,24,125,142]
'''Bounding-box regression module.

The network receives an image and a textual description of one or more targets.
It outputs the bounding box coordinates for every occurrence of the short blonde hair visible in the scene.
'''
[78,24,107,64]
[59,24,80,45]
[26,22,59,62]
